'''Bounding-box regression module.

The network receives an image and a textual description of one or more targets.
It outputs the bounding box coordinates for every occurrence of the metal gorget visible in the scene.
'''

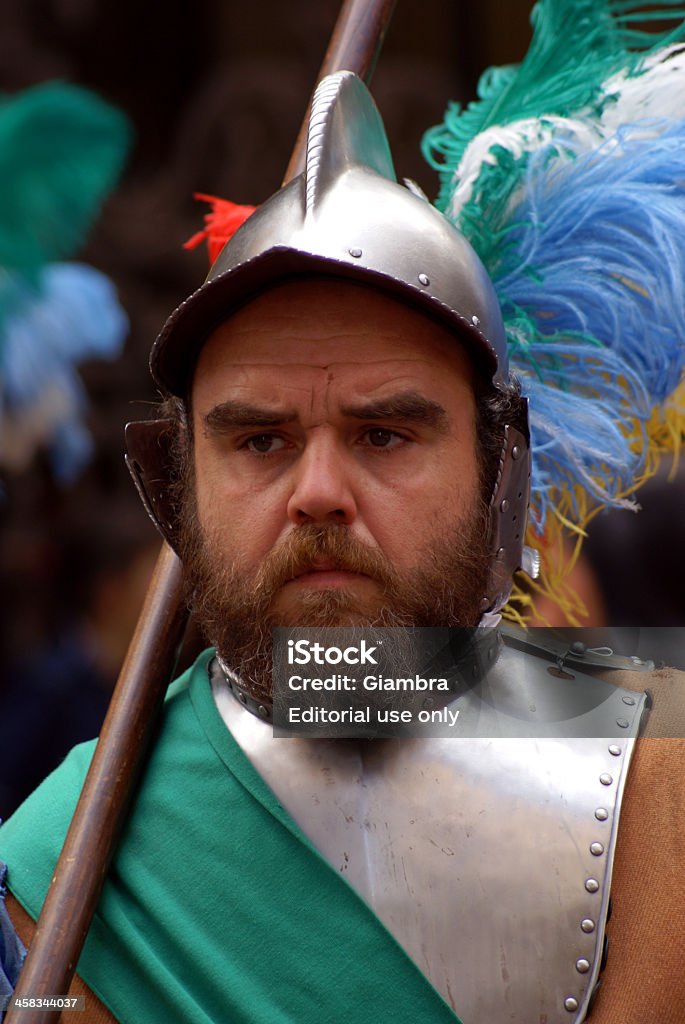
[210,632,649,1024]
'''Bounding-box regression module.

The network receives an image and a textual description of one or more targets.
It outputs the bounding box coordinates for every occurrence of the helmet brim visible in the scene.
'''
[151,246,501,397]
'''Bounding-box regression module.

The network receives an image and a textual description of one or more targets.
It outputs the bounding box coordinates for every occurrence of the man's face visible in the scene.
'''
[184,278,491,693]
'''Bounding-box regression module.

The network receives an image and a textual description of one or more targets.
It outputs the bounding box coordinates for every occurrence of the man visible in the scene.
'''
[1,71,684,1024]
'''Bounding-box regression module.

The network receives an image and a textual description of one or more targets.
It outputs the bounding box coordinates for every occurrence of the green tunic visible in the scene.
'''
[0,650,461,1024]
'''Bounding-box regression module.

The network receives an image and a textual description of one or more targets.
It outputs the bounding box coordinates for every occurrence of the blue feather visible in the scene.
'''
[0,263,128,480]
[490,118,685,526]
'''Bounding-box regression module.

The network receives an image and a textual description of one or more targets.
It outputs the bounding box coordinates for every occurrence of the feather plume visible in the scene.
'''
[0,83,130,481]
[184,194,257,266]
[422,0,685,618]
[0,265,128,481]
[423,0,685,210]
[0,82,130,277]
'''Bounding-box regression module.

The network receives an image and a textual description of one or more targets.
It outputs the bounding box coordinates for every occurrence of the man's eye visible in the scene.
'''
[363,428,404,449]
[244,434,286,454]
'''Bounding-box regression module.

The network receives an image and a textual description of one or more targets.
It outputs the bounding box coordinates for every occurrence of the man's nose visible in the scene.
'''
[286,437,358,526]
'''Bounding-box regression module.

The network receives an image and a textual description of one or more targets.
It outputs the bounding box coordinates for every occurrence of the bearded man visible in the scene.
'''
[1,72,684,1024]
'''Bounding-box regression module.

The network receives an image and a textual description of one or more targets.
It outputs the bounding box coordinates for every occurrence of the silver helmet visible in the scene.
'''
[137,71,534,616]
[151,70,509,396]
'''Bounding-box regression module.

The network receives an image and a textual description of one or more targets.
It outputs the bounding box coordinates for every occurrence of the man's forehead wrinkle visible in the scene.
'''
[204,358,442,371]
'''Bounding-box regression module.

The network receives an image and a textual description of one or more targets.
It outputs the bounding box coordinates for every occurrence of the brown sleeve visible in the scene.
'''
[5,893,118,1024]
[591,738,685,1024]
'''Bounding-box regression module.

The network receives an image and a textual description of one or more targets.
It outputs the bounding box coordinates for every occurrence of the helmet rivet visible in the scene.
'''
[608,744,622,756]
[500,499,509,513]
[496,546,506,560]
[590,841,604,856]
[581,918,596,933]
[595,807,608,821]
[576,959,591,974]
[471,315,480,326]
[418,272,430,286]
[616,718,630,729]
[257,704,269,718]
[564,997,579,1012]
[585,878,599,893]
[349,247,362,258]
[511,445,521,460]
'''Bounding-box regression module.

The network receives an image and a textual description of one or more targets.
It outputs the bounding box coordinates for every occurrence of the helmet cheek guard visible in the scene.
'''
[483,420,535,620]
[130,71,536,619]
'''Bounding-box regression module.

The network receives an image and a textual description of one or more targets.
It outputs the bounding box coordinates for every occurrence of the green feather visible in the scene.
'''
[0,82,131,274]
[423,0,685,211]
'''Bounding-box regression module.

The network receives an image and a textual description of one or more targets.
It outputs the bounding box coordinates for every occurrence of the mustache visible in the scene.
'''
[250,524,399,597]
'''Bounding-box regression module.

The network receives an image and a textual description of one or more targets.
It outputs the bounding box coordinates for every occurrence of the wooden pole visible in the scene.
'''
[7,1,397,1020]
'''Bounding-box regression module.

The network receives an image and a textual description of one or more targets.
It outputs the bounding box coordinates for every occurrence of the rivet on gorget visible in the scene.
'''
[631,656,644,665]
[418,272,430,286]
[585,878,600,893]
[595,807,609,821]
[608,744,622,756]
[581,919,596,933]
[239,692,247,705]
[571,640,586,656]
[423,697,434,709]
[511,444,521,460]
[590,842,604,856]
[622,695,636,706]
[616,718,630,729]
[500,499,509,513]
[349,247,362,258]
[471,314,480,326]
[257,704,269,719]
[496,546,506,560]
[576,959,591,974]
[564,997,579,1012]
[599,773,613,786]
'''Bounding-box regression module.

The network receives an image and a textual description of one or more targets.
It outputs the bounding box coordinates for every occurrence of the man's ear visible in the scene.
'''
[125,418,183,554]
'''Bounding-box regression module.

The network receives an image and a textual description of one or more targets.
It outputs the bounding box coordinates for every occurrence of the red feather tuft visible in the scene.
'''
[184,193,257,265]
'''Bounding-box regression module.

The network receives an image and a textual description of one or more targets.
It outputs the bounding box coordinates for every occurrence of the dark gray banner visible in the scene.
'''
[272,625,685,738]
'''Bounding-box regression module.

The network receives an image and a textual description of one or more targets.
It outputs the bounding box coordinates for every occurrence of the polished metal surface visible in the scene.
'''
[211,641,648,1023]
[152,71,508,396]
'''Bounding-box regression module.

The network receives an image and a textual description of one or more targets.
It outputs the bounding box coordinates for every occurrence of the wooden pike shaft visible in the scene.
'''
[7,1,397,1020]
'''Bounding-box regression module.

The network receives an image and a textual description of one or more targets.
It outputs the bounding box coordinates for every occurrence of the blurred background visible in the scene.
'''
[0,0,682,818]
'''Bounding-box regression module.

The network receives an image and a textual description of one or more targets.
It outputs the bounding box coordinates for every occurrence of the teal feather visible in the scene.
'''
[423,0,685,211]
[0,82,131,275]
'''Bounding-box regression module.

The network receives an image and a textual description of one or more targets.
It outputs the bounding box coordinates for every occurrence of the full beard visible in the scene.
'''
[180,502,492,705]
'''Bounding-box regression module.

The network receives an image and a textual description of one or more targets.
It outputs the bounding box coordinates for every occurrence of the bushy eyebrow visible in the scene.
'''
[203,401,298,434]
[340,392,449,432]
[202,391,449,434]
